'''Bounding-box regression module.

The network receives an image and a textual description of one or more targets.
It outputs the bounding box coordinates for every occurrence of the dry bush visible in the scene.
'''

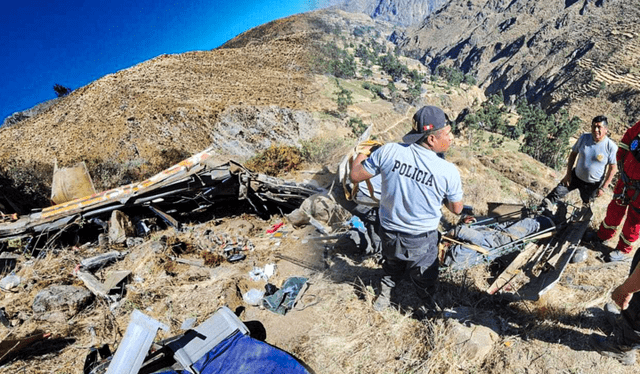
[300,137,349,165]
[0,160,54,210]
[245,145,303,176]
[82,148,191,192]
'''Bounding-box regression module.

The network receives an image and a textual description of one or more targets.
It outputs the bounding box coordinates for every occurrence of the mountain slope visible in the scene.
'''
[336,0,448,27]
[392,0,640,130]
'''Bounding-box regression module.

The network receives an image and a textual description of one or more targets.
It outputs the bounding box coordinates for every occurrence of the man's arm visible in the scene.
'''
[561,151,578,186]
[444,200,463,215]
[350,154,374,183]
[597,163,618,197]
[612,261,640,310]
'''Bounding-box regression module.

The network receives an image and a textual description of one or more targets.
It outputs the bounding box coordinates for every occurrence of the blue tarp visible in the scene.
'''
[159,331,310,374]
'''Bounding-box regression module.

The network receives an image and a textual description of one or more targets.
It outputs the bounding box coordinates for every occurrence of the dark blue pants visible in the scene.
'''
[546,169,600,204]
[378,226,439,292]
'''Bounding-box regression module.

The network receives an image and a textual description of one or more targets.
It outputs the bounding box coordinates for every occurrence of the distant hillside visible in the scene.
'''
[391,0,640,132]
[336,0,448,27]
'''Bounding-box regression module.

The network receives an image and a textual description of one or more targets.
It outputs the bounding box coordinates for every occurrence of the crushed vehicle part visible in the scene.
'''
[148,205,180,230]
[0,147,321,249]
[167,306,249,374]
[76,270,131,298]
[0,252,19,273]
[77,271,109,298]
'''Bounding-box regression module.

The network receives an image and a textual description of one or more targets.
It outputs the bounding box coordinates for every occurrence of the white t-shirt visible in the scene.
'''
[363,143,463,234]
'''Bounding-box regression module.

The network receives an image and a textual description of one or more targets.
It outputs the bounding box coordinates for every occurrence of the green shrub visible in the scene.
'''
[517,104,581,169]
[334,81,353,113]
[311,42,357,79]
[463,74,477,85]
[360,68,373,78]
[435,65,465,87]
[378,53,409,81]
[0,160,53,211]
[362,81,383,98]
[348,117,368,137]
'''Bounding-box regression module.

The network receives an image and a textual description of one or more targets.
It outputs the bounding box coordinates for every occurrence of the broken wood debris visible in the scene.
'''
[0,332,50,366]
[486,206,593,300]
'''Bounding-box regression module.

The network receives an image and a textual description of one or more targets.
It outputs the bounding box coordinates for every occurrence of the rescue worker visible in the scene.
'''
[593,119,640,262]
[350,105,464,312]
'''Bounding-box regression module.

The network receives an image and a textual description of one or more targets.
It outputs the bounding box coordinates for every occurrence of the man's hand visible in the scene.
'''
[459,215,477,225]
[561,173,571,186]
[596,187,605,198]
[612,284,633,310]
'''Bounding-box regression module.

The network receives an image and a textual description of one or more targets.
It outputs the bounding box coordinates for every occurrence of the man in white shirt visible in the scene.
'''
[350,105,464,312]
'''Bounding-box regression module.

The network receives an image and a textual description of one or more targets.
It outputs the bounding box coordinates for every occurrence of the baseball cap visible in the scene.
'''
[402,106,447,144]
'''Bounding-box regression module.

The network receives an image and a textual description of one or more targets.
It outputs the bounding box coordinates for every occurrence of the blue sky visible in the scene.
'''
[0,0,328,121]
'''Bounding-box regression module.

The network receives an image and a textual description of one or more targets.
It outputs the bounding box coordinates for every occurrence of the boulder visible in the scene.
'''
[32,285,93,314]
[447,319,499,362]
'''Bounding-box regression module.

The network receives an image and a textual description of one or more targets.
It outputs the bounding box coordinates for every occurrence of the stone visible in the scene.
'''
[447,320,499,362]
[35,311,67,323]
[285,208,310,227]
[126,237,144,248]
[108,210,135,244]
[32,285,93,314]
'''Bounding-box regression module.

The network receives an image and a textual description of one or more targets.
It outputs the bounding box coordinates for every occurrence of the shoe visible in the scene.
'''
[582,230,602,246]
[412,287,441,320]
[540,198,553,211]
[571,246,589,263]
[373,282,392,311]
[541,208,555,219]
[590,333,637,365]
[607,250,631,263]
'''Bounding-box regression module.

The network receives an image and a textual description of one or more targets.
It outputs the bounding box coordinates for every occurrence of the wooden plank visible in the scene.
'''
[103,270,131,291]
[175,258,206,267]
[487,202,524,217]
[486,242,538,295]
[521,207,593,299]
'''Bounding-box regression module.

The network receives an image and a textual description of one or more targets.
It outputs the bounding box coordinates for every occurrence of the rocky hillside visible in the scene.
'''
[336,0,449,27]
[391,0,640,132]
